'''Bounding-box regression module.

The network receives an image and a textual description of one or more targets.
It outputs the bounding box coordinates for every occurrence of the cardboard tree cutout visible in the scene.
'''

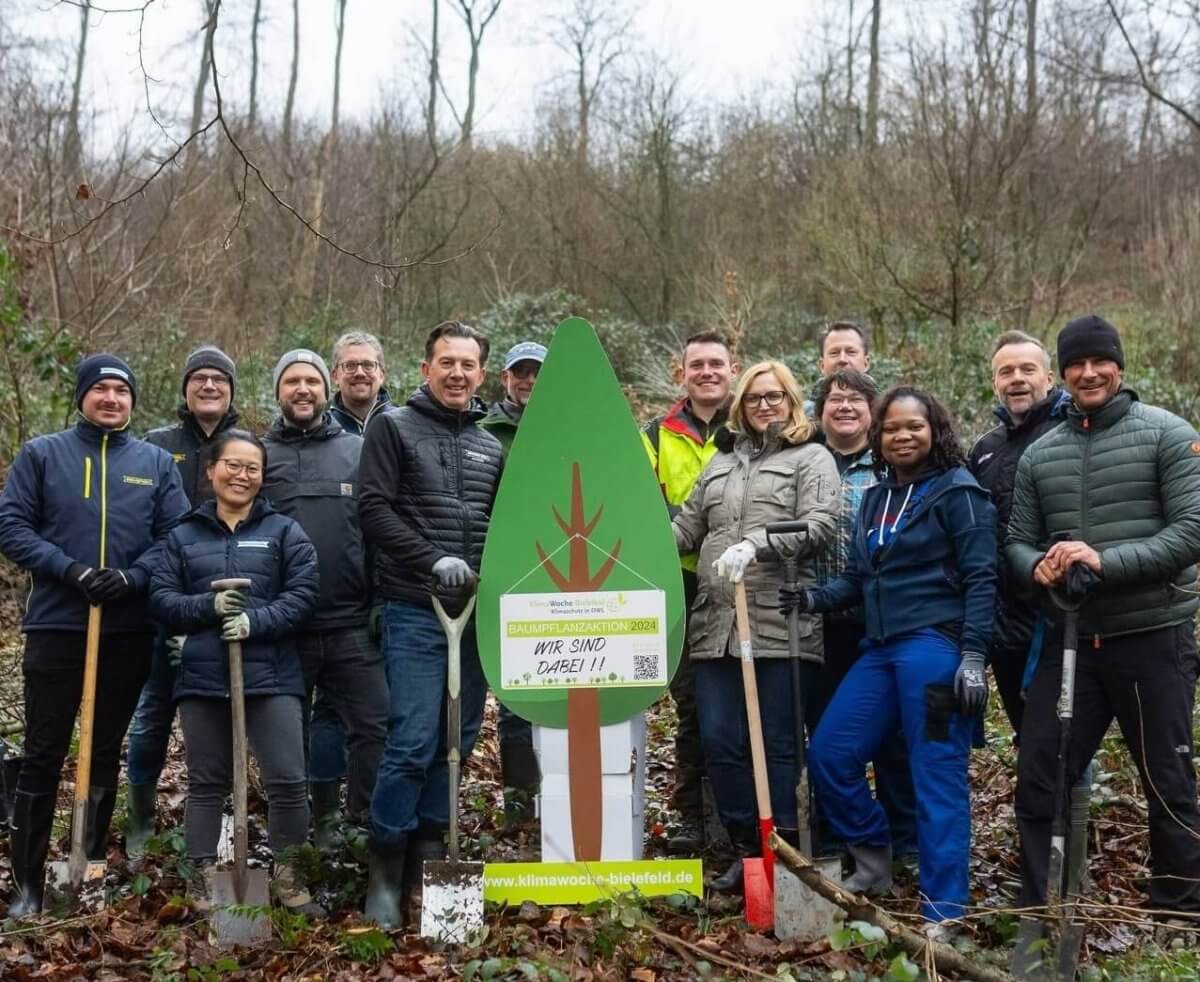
[478,317,684,861]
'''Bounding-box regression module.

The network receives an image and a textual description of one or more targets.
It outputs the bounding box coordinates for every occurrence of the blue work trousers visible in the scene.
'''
[694,656,798,831]
[809,629,972,922]
[369,600,487,853]
[126,642,177,788]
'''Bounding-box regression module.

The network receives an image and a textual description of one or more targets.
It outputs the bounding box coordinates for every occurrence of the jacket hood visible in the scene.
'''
[870,465,988,517]
[992,387,1071,431]
[408,383,488,423]
[267,411,343,442]
[332,388,390,417]
[662,398,730,445]
[483,398,522,430]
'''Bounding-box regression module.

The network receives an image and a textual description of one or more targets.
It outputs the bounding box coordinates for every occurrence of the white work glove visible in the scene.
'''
[713,541,757,584]
[432,556,473,588]
[213,589,249,617]
[221,613,251,641]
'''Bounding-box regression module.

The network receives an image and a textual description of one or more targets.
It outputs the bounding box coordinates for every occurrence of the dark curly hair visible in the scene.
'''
[868,385,964,478]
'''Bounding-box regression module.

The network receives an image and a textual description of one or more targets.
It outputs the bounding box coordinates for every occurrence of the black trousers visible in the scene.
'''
[19,630,153,795]
[1016,620,1200,910]
[991,636,1029,738]
[669,571,705,818]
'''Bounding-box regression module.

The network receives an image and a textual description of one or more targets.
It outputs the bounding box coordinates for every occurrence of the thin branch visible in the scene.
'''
[1105,0,1200,131]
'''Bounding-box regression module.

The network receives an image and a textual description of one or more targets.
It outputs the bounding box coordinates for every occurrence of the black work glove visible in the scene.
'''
[954,650,989,715]
[368,604,384,646]
[91,568,136,603]
[65,562,104,604]
[1065,563,1102,601]
[778,585,812,615]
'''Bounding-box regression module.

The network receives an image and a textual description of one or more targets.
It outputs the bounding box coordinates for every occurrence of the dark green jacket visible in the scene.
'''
[480,399,521,455]
[1006,388,1200,638]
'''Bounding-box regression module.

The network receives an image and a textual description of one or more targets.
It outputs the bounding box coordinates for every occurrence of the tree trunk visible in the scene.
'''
[64,1,89,181]
[189,0,216,143]
[865,0,881,149]
[283,0,301,157]
[332,0,348,140]
[248,0,263,128]
[428,0,440,150]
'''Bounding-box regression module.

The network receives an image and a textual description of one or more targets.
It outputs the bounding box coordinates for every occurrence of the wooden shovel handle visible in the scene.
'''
[734,583,773,825]
[69,603,102,881]
[213,578,253,895]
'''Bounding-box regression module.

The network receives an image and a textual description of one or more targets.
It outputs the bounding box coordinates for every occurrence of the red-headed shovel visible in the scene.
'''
[733,581,774,929]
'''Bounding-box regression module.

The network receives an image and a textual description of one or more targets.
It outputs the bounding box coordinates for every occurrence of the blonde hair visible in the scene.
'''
[729,360,815,445]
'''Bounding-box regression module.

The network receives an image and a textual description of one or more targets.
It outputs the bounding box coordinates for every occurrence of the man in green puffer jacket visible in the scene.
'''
[1007,315,1200,945]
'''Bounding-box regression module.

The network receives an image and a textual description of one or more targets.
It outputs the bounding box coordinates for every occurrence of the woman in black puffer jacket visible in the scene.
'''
[150,429,320,911]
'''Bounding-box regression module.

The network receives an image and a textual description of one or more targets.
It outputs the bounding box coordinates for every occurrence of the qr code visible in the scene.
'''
[633,654,659,681]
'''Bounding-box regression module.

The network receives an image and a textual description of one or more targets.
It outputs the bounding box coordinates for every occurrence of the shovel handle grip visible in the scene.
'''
[212,577,254,592]
[734,583,773,827]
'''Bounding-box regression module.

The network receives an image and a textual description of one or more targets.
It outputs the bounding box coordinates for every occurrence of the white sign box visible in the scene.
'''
[500,589,667,690]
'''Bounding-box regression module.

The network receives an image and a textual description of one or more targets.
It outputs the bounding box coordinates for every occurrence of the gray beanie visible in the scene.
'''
[182,345,237,398]
[273,349,332,399]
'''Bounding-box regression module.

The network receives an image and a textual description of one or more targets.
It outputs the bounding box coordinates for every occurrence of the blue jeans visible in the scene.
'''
[126,643,177,788]
[369,600,487,852]
[693,656,798,831]
[809,630,972,922]
[309,692,347,782]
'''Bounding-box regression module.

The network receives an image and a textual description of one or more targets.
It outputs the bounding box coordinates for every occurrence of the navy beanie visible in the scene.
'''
[74,354,137,409]
[1057,315,1124,372]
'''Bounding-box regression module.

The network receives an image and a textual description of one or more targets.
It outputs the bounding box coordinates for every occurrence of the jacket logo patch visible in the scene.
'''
[464,450,490,463]
[173,452,187,462]
[977,452,995,464]
[237,540,271,548]
[341,483,354,496]
[122,475,154,487]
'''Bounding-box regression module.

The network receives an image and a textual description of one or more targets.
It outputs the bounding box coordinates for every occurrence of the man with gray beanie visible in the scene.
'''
[1007,315,1200,965]
[123,344,241,859]
[262,349,387,850]
[0,354,189,914]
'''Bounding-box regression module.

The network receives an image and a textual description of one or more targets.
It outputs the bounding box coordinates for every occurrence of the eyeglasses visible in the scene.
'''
[188,373,231,389]
[339,360,380,374]
[218,459,262,478]
[826,395,869,408]
[743,390,787,409]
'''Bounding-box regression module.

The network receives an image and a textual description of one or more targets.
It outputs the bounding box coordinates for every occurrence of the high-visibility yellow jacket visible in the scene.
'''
[641,399,729,572]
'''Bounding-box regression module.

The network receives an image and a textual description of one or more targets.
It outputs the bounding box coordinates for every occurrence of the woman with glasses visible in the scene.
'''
[150,429,321,912]
[672,360,839,890]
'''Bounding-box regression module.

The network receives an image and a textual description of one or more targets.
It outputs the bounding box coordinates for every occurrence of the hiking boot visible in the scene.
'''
[843,844,893,896]
[273,861,326,918]
[190,863,216,912]
[710,824,757,893]
[310,780,341,853]
[667,814,705,855]
[124,782,157,862]
[364,840,407,930]
[7,791,55,918]
[84,787,118,861]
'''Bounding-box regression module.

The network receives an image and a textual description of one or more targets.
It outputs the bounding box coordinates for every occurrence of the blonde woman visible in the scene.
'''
[672,360,839,890]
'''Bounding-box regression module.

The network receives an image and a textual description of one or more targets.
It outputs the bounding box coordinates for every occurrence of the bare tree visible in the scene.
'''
[428,0,440,148]
[64,1,89,181]
[190,0,217,142]
[552,0,630,165]
[450,0,504,148]
[248,0,263,129]
[865,0,881,148]
[283,0,300,156]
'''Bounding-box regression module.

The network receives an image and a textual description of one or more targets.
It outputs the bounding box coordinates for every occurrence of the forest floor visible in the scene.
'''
[0,588,1196,980]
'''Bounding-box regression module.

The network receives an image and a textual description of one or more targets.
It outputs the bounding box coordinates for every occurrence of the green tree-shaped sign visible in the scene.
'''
[478,317,684,860]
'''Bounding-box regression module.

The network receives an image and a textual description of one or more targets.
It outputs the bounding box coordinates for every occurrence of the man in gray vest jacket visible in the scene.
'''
[1007,315,1200,954]
[262,349,388,848]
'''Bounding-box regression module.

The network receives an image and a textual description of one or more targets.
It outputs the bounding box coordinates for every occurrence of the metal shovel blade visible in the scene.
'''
[775,854,845,942]
[743,857,774,929]
[421,860,485,944]
[207,866,272,947]
[44,858,107,914]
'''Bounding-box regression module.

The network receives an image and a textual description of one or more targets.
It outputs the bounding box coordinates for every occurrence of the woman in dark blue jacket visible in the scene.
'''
[783,386,998,939]
[150,430,320,911]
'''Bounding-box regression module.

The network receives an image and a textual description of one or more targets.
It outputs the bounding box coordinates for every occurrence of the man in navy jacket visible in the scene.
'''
[0,354,189,916]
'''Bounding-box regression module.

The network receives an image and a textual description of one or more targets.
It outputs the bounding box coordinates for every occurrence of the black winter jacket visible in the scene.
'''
[0,420,189,636]
[329,389,392,437]
[149,497,319,700]
[358,386,503,608]
[145,406,240,505]
[967,388,1069,654]
[262,413,368,629]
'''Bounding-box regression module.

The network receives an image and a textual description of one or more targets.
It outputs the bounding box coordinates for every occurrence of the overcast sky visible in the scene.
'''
[14,0,958,151]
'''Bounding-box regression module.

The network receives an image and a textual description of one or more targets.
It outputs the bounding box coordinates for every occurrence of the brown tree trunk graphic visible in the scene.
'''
[535,462,621,861]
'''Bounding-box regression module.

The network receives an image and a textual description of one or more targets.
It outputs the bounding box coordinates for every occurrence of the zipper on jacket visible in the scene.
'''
[1078,425,1093,548]
[99,434,109,566]
[83,457,92,499]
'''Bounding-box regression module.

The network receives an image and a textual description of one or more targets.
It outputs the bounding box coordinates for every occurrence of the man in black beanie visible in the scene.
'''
[122,345,240,859]
[1007,315,1200,964]
[0,354,189,915]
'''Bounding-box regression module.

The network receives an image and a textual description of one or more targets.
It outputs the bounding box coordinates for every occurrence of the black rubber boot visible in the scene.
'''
[84,787,118,861]
[711,824,757,893]
[364,838,407,930]
[124,782,157,861]
[8,791,56,918]
[310,781,342,852]
[403,828,448,923]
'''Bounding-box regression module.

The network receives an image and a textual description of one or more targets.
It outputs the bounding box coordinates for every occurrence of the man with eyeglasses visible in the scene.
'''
[329,331,392,437]
[262,349,388,851]
[124,345,242,860]
[0,354,189,915]
[480,341,547,828]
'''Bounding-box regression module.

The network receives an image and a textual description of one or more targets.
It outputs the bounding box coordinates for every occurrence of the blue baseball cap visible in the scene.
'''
[503,341,548,371]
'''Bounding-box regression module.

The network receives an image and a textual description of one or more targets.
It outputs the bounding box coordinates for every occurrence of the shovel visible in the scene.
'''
[421,584,485,945]
[206,577,272,947]
[44,604,108,912]
[733,581,774,930]
[764,521,844,942]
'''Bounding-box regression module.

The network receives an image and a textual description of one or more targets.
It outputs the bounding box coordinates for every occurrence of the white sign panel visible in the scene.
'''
[500,590,667,690]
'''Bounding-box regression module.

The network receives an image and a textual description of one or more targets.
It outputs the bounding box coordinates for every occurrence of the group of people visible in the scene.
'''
[0,313,1198,955]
